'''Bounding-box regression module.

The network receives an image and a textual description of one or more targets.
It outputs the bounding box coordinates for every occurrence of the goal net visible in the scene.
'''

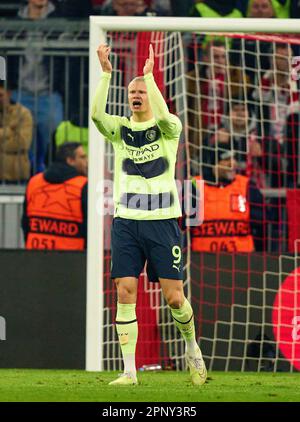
[87,17,300,373]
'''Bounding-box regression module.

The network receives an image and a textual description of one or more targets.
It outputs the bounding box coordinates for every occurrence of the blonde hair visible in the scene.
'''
[129,76,145,85]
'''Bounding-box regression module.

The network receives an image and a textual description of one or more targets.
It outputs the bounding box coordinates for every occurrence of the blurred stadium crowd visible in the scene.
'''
[1,0,300,252]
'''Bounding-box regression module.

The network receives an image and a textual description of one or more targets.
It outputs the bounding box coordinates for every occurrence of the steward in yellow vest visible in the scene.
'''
[55,119,88,154]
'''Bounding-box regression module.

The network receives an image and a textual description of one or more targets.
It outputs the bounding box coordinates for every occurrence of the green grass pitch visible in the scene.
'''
[0,370,300,402]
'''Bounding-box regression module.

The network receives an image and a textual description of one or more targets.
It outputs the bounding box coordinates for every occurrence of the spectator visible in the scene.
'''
[100,0,171,14]
[10,0,64,174]
[201,41,228,130]
[187,41,227,148]
[259,43,299,144]
[22,142,88,250]
[100,0,169,16]
[202,98,265,186]
[17,0,57,19]
[246,0,291,18]
[190,147,266,252]
[253,42,300,187]
[230,0,276,87]
[0,82,33,183]
[247,0,275,17]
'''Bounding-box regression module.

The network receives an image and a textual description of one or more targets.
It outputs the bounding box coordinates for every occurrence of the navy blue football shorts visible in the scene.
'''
[111,217,183,283]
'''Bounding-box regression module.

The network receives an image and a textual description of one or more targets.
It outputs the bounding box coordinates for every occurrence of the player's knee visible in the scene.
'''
[165,290,184,309]
[115,279,136,302]
[117,287,134,302]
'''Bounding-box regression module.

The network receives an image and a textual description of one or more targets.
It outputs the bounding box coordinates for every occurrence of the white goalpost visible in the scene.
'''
[87,17,300,372]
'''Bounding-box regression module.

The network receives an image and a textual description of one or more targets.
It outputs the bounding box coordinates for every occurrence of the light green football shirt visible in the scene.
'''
[92,72,182,220]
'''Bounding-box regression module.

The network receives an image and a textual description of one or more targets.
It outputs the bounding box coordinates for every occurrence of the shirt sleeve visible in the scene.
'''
[91,72,122,143]
[144,72,182,139]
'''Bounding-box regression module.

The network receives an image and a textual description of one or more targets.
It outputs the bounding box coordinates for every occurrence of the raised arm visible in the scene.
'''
[143,44,182,138]
[91,44,121,142]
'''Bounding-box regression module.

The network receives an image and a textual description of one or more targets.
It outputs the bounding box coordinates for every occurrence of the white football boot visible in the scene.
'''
[186,346,207,386]
[108,372,138,386]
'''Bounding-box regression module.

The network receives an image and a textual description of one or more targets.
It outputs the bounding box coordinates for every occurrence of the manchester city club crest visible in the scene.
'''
[145,129,157,142]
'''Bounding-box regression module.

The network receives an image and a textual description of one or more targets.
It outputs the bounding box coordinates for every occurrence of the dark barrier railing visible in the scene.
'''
[0,250,86,369]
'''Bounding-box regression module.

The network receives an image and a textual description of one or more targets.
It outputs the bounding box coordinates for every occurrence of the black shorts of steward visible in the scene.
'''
[111,217,183,283]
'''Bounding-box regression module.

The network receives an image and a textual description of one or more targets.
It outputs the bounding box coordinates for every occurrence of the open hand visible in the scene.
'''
[143,44,154,75]
[97,44,112,73]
